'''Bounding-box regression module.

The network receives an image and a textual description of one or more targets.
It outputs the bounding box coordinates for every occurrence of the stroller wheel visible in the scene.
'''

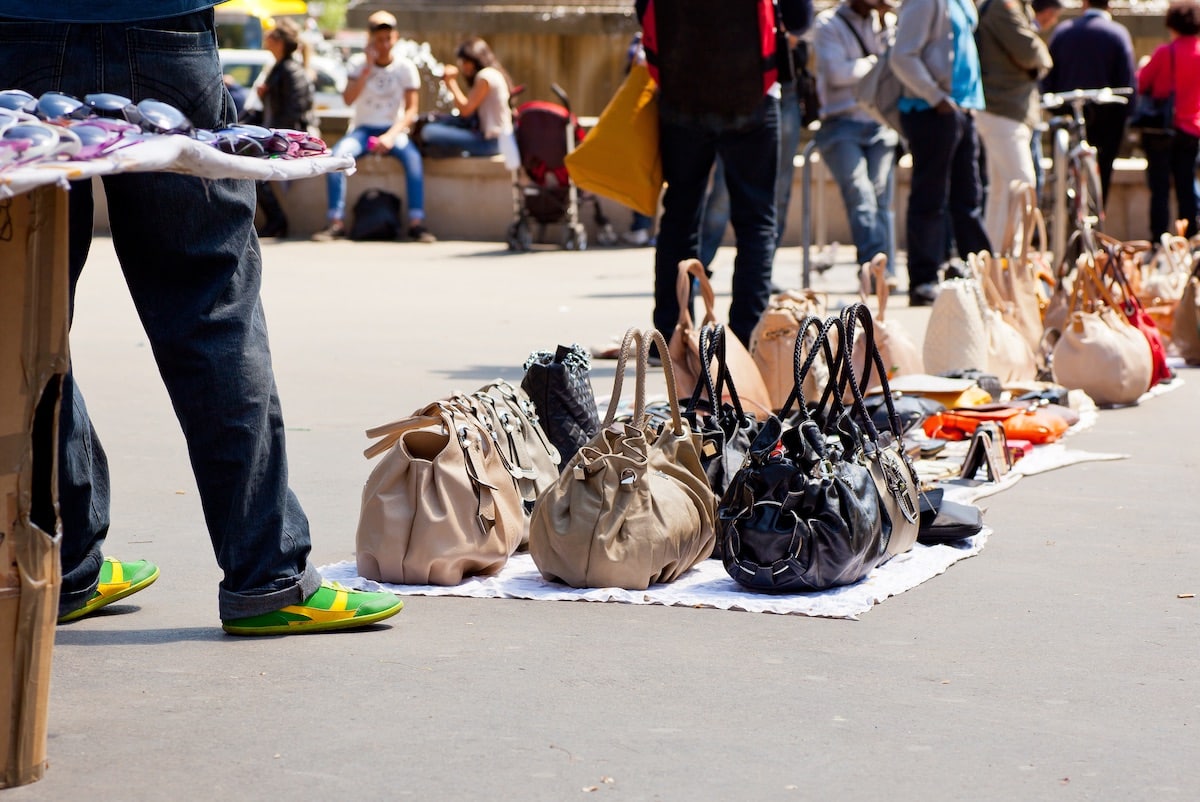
[507,220,532,252]
[563,224,587,251]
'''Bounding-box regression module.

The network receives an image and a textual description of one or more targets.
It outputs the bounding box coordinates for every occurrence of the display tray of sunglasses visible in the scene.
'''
[1,130,354,197]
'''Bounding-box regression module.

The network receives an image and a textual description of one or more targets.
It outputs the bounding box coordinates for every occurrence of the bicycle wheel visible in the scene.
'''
[1070,148,1104,230]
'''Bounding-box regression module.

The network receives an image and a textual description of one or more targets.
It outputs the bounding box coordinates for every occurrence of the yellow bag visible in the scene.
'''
[563,63,662,217]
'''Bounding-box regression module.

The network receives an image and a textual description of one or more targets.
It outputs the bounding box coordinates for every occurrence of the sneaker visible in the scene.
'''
[311,220,346,242]
[57,558,160,623]
[221,580,404,636]
[621,228,651,246]
[909,282,940,307]
[408,224,436,243]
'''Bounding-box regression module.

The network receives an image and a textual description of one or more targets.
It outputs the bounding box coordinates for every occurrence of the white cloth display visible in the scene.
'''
[0,134,354,198]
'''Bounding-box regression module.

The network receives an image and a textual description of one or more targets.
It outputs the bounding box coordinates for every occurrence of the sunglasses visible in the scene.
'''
[34,91,91,122]
[67,118,144,159]
[81,92,195,135]
[0,89,36,113]
[1,121,81,164]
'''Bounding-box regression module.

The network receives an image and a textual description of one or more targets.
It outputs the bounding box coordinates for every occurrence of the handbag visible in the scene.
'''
[851,255,923,394]
[355,398,527,585]
[719,315,892,593]
[460,380,562,509]
[1097,246,1173,388]
[1171,255,1200,364]
[562,62,662,217]
[528,328,716,590]
[521,344,601,467]
[749,286,828,412]
[988,182,1053,355]
[1129,45,1176,135]
[921,401,1071,445]
[668,259,773,419]
[1051,254,1153,406]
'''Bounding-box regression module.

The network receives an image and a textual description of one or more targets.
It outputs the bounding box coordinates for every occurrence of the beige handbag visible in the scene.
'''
[749,286,828,412]
[668,259,772,419]
[1172,258,1200,364]
[987,183,1052,354]
[355,399,527,585]
[851,255,922,394]
[1052,256,1153,406]
[529,328,716,590]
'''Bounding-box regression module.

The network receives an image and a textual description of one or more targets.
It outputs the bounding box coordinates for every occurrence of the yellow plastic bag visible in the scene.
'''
[564,63,662,217]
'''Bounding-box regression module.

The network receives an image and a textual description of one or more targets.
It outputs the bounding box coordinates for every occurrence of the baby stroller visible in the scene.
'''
[506,84,616,251]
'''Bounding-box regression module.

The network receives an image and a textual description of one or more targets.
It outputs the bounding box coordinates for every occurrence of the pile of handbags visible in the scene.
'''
[352,294,962,596]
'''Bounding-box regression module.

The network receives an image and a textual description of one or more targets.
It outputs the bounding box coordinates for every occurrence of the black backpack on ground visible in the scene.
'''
[350,189,403,241]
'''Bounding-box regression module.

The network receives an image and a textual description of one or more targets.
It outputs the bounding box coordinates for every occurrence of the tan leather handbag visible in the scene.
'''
[1172,257,1200,364]
[1052,256,1153,406]
[991,182,1053,351]
[851,255,922,395]
[749,286,828,412]
[668,259,772,419]
[355,399,527,585]
[529,328,716,590]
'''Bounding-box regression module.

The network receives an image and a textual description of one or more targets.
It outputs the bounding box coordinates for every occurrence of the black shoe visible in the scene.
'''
[311,220,346,242]
[943,259,968,281]
[909,283,939,307]
[408,224,436,243]
[258,219,288,239]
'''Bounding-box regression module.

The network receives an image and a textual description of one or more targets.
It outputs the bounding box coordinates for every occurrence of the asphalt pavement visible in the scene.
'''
[7,236,1198,801]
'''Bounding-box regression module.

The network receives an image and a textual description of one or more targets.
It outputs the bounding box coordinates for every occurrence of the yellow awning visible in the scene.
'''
[216,0,308,18]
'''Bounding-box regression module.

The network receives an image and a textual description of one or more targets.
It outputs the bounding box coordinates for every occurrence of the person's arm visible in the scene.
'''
[1136,46,1164,96]
[377,88,419,151]
[343,53,372,106]
[890,0,950,110]
[442,67,493,117]
[985,0,1052,75]
[1116,29,1137,90]
[814,15,873,90]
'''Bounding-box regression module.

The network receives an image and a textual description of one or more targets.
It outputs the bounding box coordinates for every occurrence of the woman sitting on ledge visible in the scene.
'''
[422,36,514,157]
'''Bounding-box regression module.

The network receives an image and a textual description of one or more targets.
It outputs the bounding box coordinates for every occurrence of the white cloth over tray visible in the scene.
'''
[0,134,353,198]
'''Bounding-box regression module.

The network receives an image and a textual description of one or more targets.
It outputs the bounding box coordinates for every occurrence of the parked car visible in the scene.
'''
[218,48,347,114]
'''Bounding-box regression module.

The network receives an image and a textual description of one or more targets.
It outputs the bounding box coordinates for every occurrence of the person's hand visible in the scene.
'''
[374,132,394,152]
[935,98,957,115]
[255,83,268,98]
[442,63,459,82]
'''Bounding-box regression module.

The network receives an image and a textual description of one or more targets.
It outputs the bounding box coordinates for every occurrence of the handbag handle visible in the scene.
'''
[601,327,644,428]
[777,314,833,421]
[602,326,686,436]
[674,258,718,333]
[687,323,748,424]
[841,302,904,443]
[643,328,686,436]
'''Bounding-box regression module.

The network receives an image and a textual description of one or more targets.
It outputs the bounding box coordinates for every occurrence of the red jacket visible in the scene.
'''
[1137,36,1200,137]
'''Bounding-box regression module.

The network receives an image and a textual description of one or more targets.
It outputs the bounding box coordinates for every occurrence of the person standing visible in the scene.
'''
[254,17,316,239]
[0,4,404,633]
[975,0,1053,251]
[313,11,435,242]
[1137,0,1200,239]
[1042,0,1135,209]
[891,0,992,306]
[812,0,900,281]
[637,0,782,347]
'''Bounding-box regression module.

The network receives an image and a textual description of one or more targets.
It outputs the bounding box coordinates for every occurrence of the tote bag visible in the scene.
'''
[563,63,662,217]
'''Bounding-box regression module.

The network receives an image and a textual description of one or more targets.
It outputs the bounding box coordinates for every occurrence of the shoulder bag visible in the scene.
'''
[749,286,829,413]
[521,344,601,467]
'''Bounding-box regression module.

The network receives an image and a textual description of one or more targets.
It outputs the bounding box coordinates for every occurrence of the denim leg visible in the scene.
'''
[865,127,899,273]
[327,127,369,221]
[719,95,779,347]
[391,138,426,221]
[1171,132,1200,238]
[699,158,729,268]
[817,118,891,269]
[776,80,803,242]
[419,121,500,156]
[947,112,991,259]
[655,120,717,339]
[900,109,959,287]
[0,12,321,620]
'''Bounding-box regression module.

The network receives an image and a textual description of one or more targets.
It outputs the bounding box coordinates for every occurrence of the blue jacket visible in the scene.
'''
[1042,9,1135,93]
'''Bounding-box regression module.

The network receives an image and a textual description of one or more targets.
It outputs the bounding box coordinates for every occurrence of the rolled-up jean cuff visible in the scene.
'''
[57,576,102,620]
[218,562,323,621]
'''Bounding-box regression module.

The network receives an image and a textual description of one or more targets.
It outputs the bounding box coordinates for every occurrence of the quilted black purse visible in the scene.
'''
[521,344,601,468]
[718,315,890,593]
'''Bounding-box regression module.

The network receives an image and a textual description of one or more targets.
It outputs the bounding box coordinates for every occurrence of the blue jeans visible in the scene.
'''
[419,120,500,157]
[700,81,801,267]
[814,116,898,272]
[0,10,322,621]
[656,94,779,347]
[900,107,991,288]
[328,125,425,222]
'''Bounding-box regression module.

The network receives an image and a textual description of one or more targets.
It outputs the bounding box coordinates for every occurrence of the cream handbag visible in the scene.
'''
[749,286,828,412]
[851,255,923,394]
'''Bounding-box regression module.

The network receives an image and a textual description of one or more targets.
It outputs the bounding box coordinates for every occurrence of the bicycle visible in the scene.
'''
[1038,86,1130,262]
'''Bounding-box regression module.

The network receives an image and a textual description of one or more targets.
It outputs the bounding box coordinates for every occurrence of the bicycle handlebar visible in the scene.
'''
[1040,87,1131,110]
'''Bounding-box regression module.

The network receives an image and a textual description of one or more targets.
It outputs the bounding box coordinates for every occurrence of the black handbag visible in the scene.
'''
[682,325,761,498]
[718,315,890,593]
[1130,45,1176,136]
[520,344,601,468]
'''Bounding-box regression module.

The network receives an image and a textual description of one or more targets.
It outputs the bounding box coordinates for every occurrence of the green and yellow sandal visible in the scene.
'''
[57,558,160,623]
[221,581,404,636]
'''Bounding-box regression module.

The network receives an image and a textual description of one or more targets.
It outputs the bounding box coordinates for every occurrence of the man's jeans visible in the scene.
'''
[900,107,991,288]
[0,10,322,620]
[328,126,426,222]
[814,116,898,273]
[419,120,501,157]
[656,94,779,347]
[700,80,800,267]
[1144,130,1200,239]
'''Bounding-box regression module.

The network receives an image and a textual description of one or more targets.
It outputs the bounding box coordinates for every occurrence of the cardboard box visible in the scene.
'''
[1,185,68,788]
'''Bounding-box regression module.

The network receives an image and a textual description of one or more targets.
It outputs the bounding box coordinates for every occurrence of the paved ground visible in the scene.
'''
[8,237,1198,800]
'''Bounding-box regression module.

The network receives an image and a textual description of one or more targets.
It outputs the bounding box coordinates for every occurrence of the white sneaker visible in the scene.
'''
[621,228,651,246]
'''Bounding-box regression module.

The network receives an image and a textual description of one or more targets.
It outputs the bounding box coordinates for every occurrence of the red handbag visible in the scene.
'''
[1099,247,1173,387]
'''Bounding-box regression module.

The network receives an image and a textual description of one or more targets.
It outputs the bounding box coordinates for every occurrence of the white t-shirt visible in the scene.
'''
[346,50,420,129]
[474,66,512,139]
